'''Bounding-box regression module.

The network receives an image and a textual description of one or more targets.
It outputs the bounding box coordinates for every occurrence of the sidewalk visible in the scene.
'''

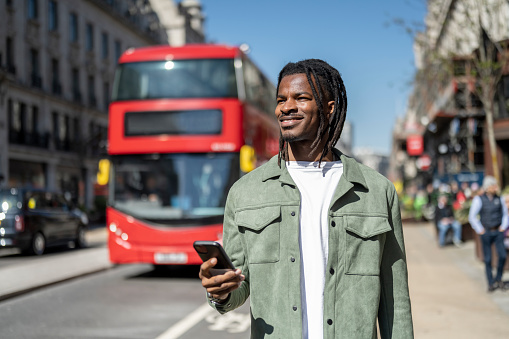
[405,221,509,338]
[0,227,112,301]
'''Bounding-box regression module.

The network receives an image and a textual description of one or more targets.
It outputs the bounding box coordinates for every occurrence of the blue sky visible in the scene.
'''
[199,0,427,154]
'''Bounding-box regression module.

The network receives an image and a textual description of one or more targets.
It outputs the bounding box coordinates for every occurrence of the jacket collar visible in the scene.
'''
[261,149,368,190]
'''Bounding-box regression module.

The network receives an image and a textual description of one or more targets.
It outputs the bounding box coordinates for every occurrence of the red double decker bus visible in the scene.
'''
[107,44,279,265]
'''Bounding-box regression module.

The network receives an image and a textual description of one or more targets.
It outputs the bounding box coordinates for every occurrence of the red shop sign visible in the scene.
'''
[407,135,423,156]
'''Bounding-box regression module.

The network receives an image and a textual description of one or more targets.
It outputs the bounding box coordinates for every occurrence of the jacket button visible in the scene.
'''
[290,257,295,262]
[329,268,335,275]
[327,319,333,325]
[291,211,295,216]
[331,221,336,227]
[293,306,297,311]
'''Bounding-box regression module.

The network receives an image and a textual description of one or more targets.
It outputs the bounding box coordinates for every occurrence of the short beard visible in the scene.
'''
[280,129,300,143]
[282,134,298,143]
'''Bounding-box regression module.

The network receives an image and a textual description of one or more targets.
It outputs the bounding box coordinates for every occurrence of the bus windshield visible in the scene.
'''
[110,153,239,225]
[112,59,238,100]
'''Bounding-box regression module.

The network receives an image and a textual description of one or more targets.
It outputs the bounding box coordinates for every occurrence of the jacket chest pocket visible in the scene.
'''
[235,206,281,264]
[344,216,391,276]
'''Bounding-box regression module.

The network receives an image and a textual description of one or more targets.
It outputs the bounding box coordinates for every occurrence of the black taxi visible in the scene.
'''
[0,188,88,255]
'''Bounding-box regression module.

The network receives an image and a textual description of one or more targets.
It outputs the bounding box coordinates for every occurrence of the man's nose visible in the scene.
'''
[280,98,297,114]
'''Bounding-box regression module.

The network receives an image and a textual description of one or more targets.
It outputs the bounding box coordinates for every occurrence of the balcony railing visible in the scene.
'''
[9,130,50,148]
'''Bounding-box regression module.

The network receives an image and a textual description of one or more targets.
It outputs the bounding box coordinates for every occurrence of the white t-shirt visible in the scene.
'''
[287,160,344,339]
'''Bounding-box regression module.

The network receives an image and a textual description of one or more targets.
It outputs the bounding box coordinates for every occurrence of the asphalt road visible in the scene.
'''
[0,264,250,339]
[0,228,250,339]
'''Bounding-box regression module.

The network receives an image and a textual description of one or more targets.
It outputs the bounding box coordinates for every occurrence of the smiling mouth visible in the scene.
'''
[279,116,303,127]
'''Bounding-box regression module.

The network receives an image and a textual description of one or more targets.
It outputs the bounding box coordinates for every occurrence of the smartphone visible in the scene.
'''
[193,241,235,270]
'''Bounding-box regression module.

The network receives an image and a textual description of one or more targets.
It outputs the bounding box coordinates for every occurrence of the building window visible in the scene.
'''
[72,67,81,102]
[31,106,39,135]
[52,112,60,149]
[51,58,61,94]
[30,49,42,88]
[25,106,34,134]
[88,75,96,107]
[86,23,94,51]
[64,115,70,150]
[103,81,110,111]
[101,32,109,59]
[6,37,15,74]
[28,0,38,19]
[52,112,69,151]
[48,0,58,31]
[88,122,105,155]
[73,117,80,148]
[8,99,19,143]
[69,12,78,42]
[24,105,38,145]
[114,40,121,61]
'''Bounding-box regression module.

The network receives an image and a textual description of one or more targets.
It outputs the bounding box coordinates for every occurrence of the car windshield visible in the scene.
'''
[110,153,240,224]
[0,188,22,213]
[112,59,238,100]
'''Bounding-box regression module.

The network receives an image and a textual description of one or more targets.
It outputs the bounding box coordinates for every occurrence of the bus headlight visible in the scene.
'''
[109,223,117,232]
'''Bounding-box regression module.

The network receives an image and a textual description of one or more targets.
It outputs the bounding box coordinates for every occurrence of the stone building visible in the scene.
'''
[0,0,205,214]
[390,0,509,189]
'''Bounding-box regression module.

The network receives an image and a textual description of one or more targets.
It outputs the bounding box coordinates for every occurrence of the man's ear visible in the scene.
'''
[327,101,335,120]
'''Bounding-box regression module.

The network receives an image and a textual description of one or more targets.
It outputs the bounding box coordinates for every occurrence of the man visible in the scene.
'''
[435,193,463,247]
[199,59,413,338]
[469,176,509,292]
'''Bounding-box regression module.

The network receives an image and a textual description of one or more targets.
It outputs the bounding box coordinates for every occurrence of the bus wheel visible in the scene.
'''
[75,226,87,249]
[30,232,46,256]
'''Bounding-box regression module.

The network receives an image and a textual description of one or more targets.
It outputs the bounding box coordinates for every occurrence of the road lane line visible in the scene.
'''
[155,303,214,339]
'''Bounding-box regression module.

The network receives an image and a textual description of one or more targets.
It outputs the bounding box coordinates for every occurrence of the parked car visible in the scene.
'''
[0,188,88,255]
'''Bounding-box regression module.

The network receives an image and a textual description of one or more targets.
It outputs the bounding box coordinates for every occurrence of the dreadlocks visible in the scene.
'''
[276,59,347,167]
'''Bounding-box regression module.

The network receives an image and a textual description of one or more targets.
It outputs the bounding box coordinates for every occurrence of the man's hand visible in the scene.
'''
[199,258,245,301]
[440,218,452,225]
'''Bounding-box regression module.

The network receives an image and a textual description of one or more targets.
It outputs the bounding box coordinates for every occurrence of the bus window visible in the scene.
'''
[112,59,238,101]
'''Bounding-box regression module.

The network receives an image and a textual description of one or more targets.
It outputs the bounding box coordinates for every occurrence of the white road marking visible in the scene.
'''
[206,311,250,333]
[155,303,214,339]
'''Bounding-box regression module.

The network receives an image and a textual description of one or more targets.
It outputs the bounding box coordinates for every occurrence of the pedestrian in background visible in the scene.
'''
[468,176,509,292]
[435,194,463,247]
[199,59,413,338]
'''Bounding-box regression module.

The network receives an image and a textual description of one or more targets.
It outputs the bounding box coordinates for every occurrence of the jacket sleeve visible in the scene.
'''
[378,186,414,338]
[208,185,250,314]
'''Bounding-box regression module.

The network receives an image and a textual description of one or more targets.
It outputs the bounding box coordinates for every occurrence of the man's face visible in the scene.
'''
[486,184,498,195]
[275,73,333,144]
[438,195,447,205]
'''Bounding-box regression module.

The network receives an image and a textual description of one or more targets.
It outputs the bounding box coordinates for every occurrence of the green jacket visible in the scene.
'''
[210,151,413,338]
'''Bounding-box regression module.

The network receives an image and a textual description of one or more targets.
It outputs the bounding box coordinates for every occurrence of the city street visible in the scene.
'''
[1,222,509,338]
